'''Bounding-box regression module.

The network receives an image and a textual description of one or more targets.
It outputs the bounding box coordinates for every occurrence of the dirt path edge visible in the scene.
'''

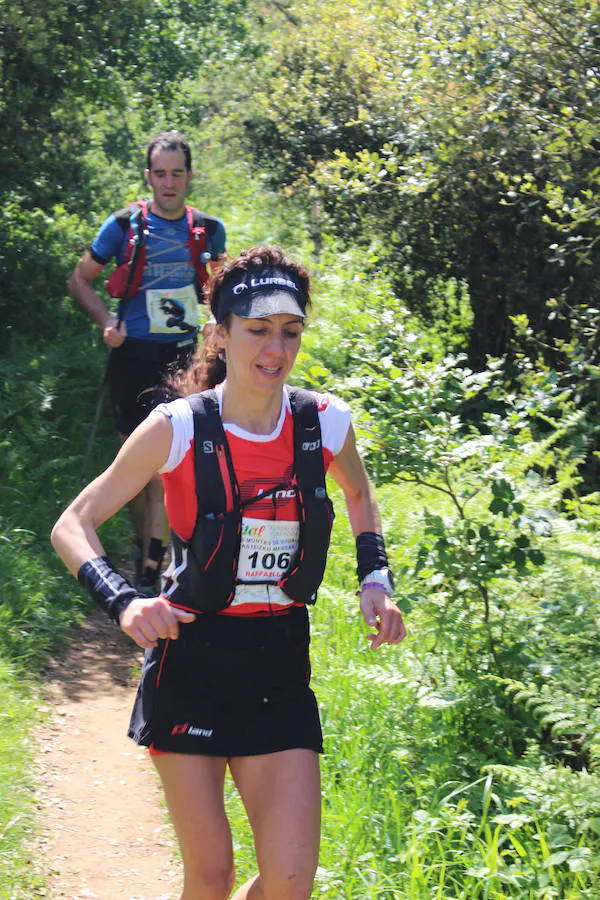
[33,609,181,900]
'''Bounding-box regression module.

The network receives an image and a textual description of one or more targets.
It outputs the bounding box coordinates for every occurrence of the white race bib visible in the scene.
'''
[146,284,198,334]
[237,518,299,583]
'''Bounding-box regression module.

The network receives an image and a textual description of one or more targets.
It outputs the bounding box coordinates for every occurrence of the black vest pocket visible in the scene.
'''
[175,510,241,612]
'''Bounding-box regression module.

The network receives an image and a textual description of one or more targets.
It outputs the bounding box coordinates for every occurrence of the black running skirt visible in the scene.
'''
[127,605,323,756]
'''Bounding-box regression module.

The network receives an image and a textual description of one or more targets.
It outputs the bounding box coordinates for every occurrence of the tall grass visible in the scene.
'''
[327,509,598,897]
[0,660,44,897]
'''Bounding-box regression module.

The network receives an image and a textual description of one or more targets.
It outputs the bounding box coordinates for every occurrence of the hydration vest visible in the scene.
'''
[168,387,335,614]
[104,200,211,314]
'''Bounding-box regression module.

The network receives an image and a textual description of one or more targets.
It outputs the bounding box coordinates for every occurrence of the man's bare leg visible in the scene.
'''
[138,471,171,591]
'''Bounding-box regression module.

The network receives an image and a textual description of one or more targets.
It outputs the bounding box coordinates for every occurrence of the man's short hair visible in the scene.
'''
[146,131,192,171]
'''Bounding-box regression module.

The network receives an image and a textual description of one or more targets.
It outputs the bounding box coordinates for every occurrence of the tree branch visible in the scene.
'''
[266,1,300,26]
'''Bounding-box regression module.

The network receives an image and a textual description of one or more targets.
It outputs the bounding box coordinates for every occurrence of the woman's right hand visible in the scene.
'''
[119,596,196,649]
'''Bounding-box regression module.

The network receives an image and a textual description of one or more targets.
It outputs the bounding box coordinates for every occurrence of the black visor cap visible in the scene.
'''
[216,266,308,322]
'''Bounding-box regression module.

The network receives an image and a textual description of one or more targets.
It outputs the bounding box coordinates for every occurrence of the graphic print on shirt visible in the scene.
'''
[144,226,198,334]
[238,470,297,513]
[146,284,198,333]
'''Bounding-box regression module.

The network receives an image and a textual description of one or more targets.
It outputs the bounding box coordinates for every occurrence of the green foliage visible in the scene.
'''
[298,484,600,896]
[0,201,84,348]
[185,135,316,259]
[0,661,44,898]
[492,677,600,769]
[0,0,255,202]
[227,0,600,368]
[0,332,130,666]
[512,299,600,492]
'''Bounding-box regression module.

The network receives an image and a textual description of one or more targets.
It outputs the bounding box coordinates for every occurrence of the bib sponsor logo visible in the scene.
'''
[147,283,198,334]
[242,521,267,539]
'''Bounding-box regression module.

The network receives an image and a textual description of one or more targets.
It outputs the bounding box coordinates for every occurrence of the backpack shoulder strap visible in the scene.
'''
[187,390,238,515]
[108,201,149,321]
[196,212,221,239]
[186,205,206,246]
[185,205,210,289]
[113,201,139,228]
[189,206,206,227]
[287,387,326,489]
[121,200,148,299]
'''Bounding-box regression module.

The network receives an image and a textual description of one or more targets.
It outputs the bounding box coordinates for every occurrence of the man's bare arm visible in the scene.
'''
[68,252,126,347]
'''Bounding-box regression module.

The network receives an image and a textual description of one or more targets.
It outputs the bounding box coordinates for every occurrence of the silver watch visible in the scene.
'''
[359,567,395,596]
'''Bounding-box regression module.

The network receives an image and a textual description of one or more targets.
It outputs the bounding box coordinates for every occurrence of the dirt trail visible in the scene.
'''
[34,609,182,900]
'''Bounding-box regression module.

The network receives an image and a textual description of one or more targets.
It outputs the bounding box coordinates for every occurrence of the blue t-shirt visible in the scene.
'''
[91,205,226,343]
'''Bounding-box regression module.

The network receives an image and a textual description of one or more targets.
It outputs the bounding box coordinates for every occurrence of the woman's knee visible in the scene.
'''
[259,864,316,900]
[182,860,235,899]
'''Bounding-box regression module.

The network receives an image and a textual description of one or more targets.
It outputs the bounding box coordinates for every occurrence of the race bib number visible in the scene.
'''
[146,284,198,334]
[237,518,299,583]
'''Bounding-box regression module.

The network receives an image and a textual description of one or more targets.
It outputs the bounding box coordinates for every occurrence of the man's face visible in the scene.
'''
[145,148,193,218]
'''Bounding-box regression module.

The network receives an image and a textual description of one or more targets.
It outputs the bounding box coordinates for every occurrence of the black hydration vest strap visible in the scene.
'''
[287,387,325,487]
[282,388,333,605]
[189,388,324,517]
[168,390,241,613]
[187,390,240,515]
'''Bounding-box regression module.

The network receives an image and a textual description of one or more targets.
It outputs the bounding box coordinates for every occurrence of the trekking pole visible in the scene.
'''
[78,372,107,484]
[78,204,143,484]
[79,299,125,484]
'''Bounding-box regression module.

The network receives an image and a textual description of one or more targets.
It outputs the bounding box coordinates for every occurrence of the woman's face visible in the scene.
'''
[217,313,304,396]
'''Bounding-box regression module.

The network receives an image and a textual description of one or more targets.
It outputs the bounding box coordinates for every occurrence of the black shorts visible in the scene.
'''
[107,338,196,435]
[127,605,323,757]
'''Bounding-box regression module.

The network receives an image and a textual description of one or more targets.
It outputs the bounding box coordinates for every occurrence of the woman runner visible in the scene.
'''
[51,246,406,900]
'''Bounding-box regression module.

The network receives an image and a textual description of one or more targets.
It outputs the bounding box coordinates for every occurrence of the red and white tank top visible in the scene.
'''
[156,384,351,615]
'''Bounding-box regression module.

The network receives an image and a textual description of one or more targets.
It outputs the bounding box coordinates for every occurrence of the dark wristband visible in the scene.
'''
[77,556,141,624]
[356,532,390,582]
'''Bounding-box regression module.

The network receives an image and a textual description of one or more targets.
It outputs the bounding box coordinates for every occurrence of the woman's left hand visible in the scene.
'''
[359,588,406,649]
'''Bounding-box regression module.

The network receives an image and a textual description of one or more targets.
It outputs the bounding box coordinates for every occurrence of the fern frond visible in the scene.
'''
[482,762,600,831]
[488,675,600,767]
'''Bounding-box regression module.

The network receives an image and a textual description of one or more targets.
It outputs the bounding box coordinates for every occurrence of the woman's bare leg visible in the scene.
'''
[153,753,235,900]
[229,749,320,900]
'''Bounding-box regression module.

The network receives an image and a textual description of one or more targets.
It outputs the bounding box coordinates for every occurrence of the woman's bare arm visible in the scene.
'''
[328,425,406,649]
[51,411,172,573]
